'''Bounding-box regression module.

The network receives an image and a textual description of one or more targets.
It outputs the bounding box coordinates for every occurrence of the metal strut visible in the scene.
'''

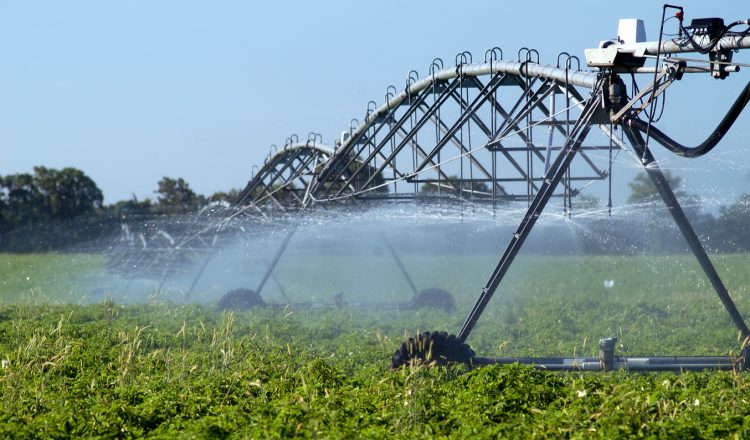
[264,259,290,301]
[622,125,750,340]
[186,252,214,298]
[256,225,297,296]
[457,87,602,342]
[381,233,418,296]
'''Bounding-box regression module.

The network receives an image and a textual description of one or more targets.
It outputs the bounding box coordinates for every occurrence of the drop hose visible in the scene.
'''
[625,79,750,158]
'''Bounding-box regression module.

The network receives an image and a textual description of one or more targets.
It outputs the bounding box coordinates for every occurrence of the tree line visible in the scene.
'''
[576,170,750,254]
[0,167,236,252]
[0,166,748,253]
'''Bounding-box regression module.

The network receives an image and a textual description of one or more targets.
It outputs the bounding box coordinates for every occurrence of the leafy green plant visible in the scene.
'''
[0,252,749,437]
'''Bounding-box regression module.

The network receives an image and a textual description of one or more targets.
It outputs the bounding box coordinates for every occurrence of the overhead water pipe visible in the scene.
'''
[625,79,750,157]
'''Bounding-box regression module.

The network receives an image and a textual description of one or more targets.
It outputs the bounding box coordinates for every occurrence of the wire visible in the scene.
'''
[679,20,750,54]
[651,83,667,123]
[629,72,667,123]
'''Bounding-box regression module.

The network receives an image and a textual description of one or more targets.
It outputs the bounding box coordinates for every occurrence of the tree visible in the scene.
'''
[0,167,102,229]
[716,194,750,252]
[209,188,239,205]
[627,170,681,204]
[108,194,155,218]
[572,193,600,210]
[155,177,202,214]
[0,167,106,251]
[33,166,103,220]
[0,172,45,231]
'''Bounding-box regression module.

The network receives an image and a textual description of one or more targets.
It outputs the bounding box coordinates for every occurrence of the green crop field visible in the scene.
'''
[1,252,750,438]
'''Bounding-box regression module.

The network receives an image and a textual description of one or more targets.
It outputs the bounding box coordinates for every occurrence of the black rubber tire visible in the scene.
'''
[391,331,475,368]
[217,288,265,310]
[410,288,456,313]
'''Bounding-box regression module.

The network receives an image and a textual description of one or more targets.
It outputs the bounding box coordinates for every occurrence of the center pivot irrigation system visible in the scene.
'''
[111,5,750,371]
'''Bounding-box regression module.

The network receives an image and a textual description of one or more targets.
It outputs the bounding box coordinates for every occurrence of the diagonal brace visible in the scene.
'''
[457,91,601,342]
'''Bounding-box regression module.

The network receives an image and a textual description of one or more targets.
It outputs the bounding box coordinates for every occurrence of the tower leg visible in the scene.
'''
[623,126,750,341]
[457,95,600,342]
[256,226,297,295]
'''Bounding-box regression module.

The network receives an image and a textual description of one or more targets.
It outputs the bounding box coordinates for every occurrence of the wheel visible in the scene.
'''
[217,288,265,310]
[391,331,475,368]
[410,288,456,313]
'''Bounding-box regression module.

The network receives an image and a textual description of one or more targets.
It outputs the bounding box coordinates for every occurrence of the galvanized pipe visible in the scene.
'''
[643,34,750,56]
[343,62,599,165]
[473,356,739,371]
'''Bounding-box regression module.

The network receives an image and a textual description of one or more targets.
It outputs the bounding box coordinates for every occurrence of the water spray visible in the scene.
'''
[214,221,457,314]
[400,5,750,371]
[108,4,750,371]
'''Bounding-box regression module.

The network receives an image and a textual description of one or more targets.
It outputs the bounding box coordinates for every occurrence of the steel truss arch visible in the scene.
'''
[235,142,335,212]
[236,59,620,212]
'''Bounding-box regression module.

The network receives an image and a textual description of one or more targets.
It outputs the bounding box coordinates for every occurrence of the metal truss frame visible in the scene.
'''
[113,41,750,370]
[236,58,618,212]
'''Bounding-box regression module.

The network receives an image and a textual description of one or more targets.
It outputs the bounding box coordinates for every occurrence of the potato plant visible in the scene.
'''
[0,253,749,438]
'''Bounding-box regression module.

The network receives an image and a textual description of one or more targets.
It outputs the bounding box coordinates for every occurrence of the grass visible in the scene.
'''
[0,253,105,304]
[1,252,750,437]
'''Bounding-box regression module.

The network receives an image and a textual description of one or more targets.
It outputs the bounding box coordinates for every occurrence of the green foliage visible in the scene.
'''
[717,194,750,252]
[1,252,750,437]
[0,167,107,251]
[155,177,204,215]
[33,166,103,220]
[572,193,600,209]
[208,188,240,205]
[0,172,45,229]
[627,170,681,204]
[107,195,155,219]
[0,169,231,251]
[621,173,750,251]
[1,300,749,438]
[0,167,103,231]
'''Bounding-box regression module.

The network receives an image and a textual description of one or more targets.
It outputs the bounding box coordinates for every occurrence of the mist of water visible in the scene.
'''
[85,196,721,306]
[4,192,744,356]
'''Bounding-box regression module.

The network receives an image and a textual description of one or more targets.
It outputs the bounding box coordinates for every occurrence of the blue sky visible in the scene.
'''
[1,0,748,205]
